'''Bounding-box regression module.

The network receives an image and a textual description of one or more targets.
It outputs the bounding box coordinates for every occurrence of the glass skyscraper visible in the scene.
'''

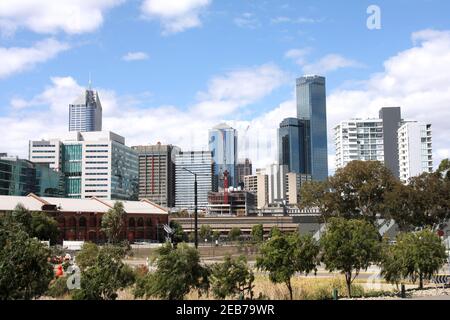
[208,123,238,189]
[296,75,328,181]
[278,118,310,174]
[69,88,102,132]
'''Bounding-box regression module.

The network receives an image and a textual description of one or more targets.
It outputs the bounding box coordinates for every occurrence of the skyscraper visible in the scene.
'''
[278,118,309,174]
[236,158,252,188]
[296,75,328,181]
[132,143,180,208]
[208,123,238,189]
[379,107,402,178]
[69,85,102,132]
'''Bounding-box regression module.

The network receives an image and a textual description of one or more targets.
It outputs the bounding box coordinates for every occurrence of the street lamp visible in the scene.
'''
[182,167,199,249]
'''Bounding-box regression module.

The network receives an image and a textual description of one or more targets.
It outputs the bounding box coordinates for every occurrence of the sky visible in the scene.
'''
[1,0,450,174]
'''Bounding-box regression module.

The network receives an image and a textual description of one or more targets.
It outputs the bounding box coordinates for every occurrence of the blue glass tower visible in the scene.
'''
[69,87,102,132]
[278,118,310,174]
[296,75,328,181]
[208,123,238,189]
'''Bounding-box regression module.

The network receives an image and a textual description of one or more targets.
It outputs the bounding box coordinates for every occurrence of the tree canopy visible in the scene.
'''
[101,201,126,244]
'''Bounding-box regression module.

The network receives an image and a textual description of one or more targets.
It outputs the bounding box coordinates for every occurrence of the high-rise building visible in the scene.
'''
[286,173,312,205]
[132,143,180,208]
[244,173,268,209]
[236,158,252,188]
[69,86,102,132]
[334,119,385,169]
[261,164,288,205]
[0,154,63,197]
[175,151,214,210]
[278,118,309,174]
[379,107,402,178]
[334,107,433,183]
[208,123,238,189]
[296,75,328,181]
[29,131,138,200]
[398,122,433,184]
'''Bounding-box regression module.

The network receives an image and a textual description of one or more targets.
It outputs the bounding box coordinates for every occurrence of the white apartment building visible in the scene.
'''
[29,131,138,200]
[334,119,385,170]
[243,174,268,209]
[398,122,433,184]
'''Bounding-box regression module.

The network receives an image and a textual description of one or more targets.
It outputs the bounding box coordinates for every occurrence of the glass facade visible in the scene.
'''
[62,144,82,198]
[111,142,139,200]
[208,124,238,189]
[278,118,310,174]
[296,75,328,181]
[69,89,102,132]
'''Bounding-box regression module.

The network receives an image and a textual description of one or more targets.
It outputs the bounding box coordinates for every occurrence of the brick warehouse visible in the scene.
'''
[0,194,168,243]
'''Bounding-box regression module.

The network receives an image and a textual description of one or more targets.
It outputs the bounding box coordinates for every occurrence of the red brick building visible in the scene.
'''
[0,194,169,243]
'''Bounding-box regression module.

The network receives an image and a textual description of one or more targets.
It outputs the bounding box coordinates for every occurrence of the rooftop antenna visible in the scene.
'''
[88,72,92,90]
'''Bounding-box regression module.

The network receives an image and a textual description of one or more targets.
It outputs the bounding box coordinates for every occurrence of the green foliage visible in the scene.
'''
[380,229,447,289]
[210,255,254,300]
[46,276,70,298]
[320,218,381,297]
[0,219,54,300]
[212,230,221,241]
[169,220,186,245]
[72,245,135,300]
[256,233,319,300]
[228,227,241,242]
[269,226,282,238]
[101,201,126,244]
[134,243,210,300]
[199,225,212,241]
[75,242,100,271]
[251,224,264,243]
[302,161,398,223]
[30,212,59,244]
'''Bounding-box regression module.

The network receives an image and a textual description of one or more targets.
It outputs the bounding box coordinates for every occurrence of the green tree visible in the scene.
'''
[0,219,54,300]
[199,225,212,241]
[269,226,282,238]
[72,245,135,300]
[229,227,241,242]
[101,201,126,244]
[10,203,33,234]
[256,233,319,300]
[210,255,254,300]
[134,243,210,300]
[169,220,186,245]
[381,230,447,289]
[75,242,100,271]
[301,161,399,223]
[30,212,59,244]
[212,230,221,241]
[251,224,264,243]
[320,218,381,297]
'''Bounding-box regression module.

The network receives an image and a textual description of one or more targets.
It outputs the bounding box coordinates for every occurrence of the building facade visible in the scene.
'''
[207,190,256,216]
[262,164,288,205]
[132,144,180,208]
[236,158,252,188]
[208,123,238,189]
[278,117,309,174]
[296,75,328,181]
[29,131,138,200]
[69,87,103,132]
[398,122,433,184]
[243,173,268,209]
[0,155,63,197]
[286,173,312,205]
[379,107,402,178]
[175,151,214,210]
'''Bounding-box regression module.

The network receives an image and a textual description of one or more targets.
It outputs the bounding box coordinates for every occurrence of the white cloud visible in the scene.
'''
[271,16,322,25]
[122,51,149,61]
[285,48,312,66]
[0,0,124,35]
[0,39,70,79]
[140,0,211,34]
[303,54,362,75]
[327,29,450,172]
[234,13,260,29]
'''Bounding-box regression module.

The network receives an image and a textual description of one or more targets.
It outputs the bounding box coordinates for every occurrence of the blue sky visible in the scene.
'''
[1,0,450,172]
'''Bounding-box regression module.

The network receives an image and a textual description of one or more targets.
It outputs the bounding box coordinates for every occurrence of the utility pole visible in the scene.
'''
[183,167,199,249]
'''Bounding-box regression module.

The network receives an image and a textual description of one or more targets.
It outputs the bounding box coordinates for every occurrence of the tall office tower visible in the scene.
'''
[69,85,103,132]
[244,173,268,209]
[132,143,180,208]
[261,163,288,205]
[334,119,385,169]
[296,75,328,181]
[30,131,138,200]
[236,158,252,188]
[398,122,433,184]
[175,151,214,210]
[278,118,309,174]
[0,154,63,197]
[379,107,402,178]
[208,123,238,189]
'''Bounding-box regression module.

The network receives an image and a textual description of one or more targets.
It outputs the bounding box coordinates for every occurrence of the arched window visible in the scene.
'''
[68,217,77,228]
[137,217,144,227]
[145,218,152,227]
[89,216,97,228]
[79,217,87,228]
[128,217,136,228]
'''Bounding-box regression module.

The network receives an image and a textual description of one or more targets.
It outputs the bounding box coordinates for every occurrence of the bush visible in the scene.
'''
[46,276,70,298]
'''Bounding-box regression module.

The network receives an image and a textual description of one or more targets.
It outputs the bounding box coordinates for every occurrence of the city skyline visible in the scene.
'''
[1,1,449,174]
